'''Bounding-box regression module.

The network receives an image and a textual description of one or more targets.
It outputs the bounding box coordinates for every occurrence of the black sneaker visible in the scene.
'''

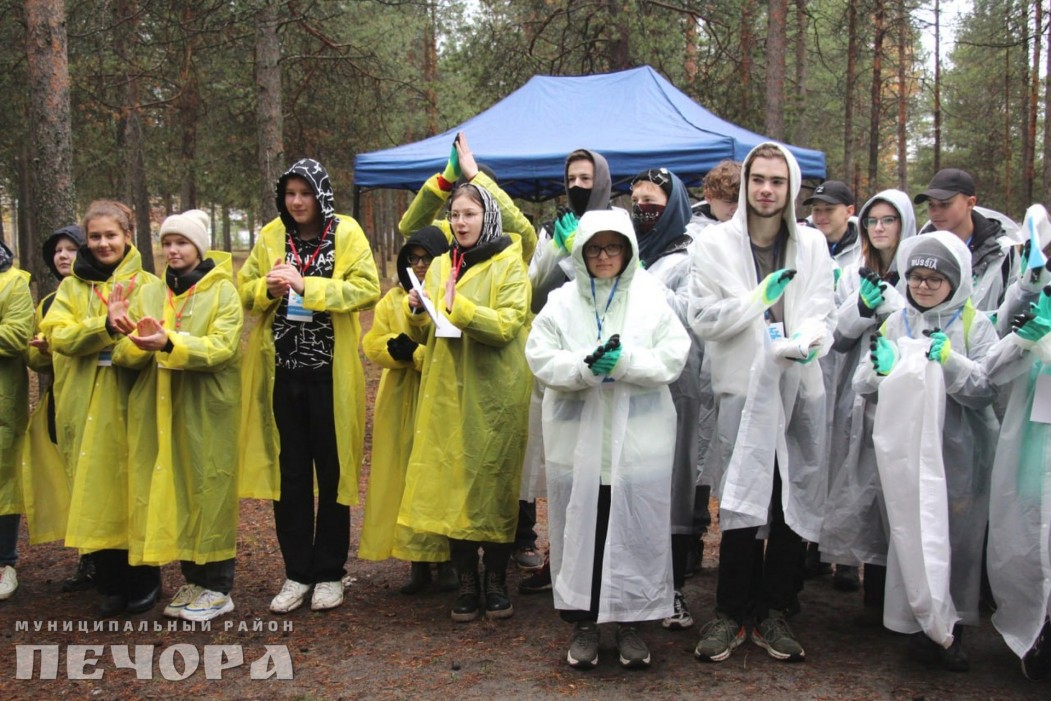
[512,547,543,571]
[62,554,96,593]
[518,561,552,594]
[1022,618,1050,681]
[661,590,694,629]
[907,631,941,666]
[566,621,599,669]
[940,625,969,673]
[616,625,651,668]
[833,565,861,592]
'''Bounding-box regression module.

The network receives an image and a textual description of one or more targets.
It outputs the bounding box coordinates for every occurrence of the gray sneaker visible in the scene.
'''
[566,622,599,669]
[752,610,805,661]
[694,613,746,662]
[616,625,651,669]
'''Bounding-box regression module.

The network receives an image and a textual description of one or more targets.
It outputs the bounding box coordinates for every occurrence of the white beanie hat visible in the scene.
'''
[160,209,211,259]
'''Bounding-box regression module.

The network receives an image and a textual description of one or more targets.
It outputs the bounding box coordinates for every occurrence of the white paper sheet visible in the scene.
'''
[407,268,461,338]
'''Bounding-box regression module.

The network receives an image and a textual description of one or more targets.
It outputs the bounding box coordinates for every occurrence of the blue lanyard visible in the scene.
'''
[591,276,619,341]
[903,306,963,339]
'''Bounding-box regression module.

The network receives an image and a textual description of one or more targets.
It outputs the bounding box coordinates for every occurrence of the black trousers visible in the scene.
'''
[182,559,236,595]
[515,500,538,549]
[560,485,612,624]
[716,468,802,623]
[272,372,349,584]
[93,549,160,599]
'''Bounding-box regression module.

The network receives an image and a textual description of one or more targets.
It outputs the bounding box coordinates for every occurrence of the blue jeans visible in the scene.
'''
[0,514,20,566]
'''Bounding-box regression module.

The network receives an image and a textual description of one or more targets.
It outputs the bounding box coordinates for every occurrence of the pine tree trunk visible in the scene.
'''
[179,3,199,210]
[256,0,284,224]
[792,0,808,145]
[765,0,788,140]
[740,0,756,122]
[24,0,77,295]
[1043,0,1051,202]
[933,0,942,171]
[896,0,909,190]
[844,3,858,187]
[1026,0,1040,205]
[868,0,885,191]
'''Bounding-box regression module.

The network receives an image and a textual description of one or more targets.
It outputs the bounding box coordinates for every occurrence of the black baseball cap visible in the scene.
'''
[803,180,854,207]
[914,168,975,203]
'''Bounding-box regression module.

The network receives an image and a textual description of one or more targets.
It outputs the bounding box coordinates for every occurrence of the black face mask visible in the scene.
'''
[632,202,666,234]
[567,187,592,217]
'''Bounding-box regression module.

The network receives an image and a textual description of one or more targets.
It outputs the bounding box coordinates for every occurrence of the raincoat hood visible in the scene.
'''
[896,230,973,316]
[42,225,85,279]
[565,150,612,216]
[396,225,450,291]
[635,170,692,267]
[732,142,803,234]
[0,240,13,273]
[276,158,336,234]
[857,189,918,272]
[572,207,638,298]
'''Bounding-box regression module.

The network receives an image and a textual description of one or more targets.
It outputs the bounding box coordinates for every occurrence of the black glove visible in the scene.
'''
[584,334,621,366]
[387,333,419,362]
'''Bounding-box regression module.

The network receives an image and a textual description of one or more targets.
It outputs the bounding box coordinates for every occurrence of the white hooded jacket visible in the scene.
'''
[525,207,689,623]
[687,143,837,540]
[854,231,1000,637]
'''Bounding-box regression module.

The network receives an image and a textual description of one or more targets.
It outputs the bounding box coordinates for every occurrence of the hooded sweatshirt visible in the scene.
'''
[634,170,693,269]
[919,209,1014,312]
[396,226,450,292]
[271,158,338,373]
[528,150,613,312]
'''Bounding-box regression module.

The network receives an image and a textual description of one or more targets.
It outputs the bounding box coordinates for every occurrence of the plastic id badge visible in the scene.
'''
[97,349,113,367]
[767,322,785,342]
[286,289,313,322]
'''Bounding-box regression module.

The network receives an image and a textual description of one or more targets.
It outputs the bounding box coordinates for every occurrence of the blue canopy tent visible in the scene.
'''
[353,65,825,206]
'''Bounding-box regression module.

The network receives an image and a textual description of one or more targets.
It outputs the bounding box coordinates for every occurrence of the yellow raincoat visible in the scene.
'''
[0,266,33,516]
[40,245,157,551]
[397,172,537,265]
[397,240,531,543]
[112,252,243,566]
[358,286,448,562]
[238,215,380,505]
[19,294,75,542]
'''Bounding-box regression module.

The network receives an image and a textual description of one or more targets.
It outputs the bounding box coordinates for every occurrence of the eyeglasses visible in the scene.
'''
[631,168,670,189]
[583,243,625,259]
[863,215,899,229]
[449,210,482,222]
[906,273,946,290]
[407,254,432,266]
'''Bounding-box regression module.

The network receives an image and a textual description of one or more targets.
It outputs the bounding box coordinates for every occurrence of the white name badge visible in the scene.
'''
[767,322,785,342]
[286,289,313,322]
[97,349,113,367]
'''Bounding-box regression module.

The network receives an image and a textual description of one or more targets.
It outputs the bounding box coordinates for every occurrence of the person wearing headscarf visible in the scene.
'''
[401,182,531,623]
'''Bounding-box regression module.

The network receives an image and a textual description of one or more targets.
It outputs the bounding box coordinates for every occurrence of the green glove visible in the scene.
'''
[926,330,952,364]
[833,266,842,290]
[857,268,886,317]
[792,347,818,365]
[590,346,622,375]
[441,142,461,182]
[869,332,897,376]
[553,210,579,254]
[1012,303,1051,342]
[758,268,797,306]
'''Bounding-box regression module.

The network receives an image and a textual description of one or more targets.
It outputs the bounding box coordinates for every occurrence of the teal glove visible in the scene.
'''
[869,332,897,376]
[441,142,461,182]
[1012,303,1051,342]
[792,347,818,365]
[833,266,842,290]
[590,346,622,375]
[758,268,797,306]
[553,210,579,254]
[857,268,886,317]
[926,330,951,364]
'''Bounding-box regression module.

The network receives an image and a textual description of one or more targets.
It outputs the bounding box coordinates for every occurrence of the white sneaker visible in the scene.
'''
[182,589,234,622]
[163,584,204,618]
[0,566,17,600]
[270,579,311,614]
[311,580,344,611]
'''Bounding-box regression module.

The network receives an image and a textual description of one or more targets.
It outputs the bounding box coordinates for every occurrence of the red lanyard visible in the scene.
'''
[166,286,197,331]
[287,221,333,274]
[92,286,109,306]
